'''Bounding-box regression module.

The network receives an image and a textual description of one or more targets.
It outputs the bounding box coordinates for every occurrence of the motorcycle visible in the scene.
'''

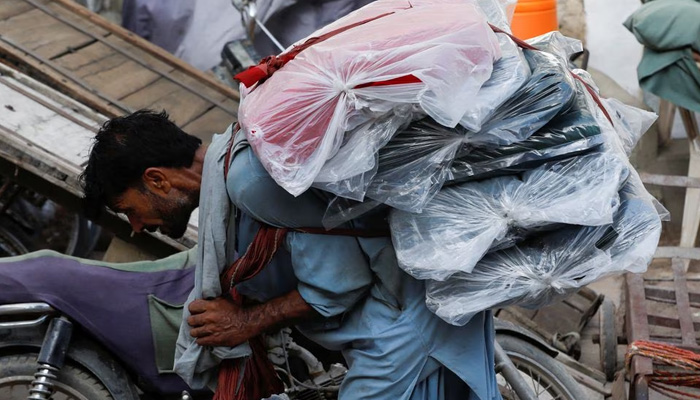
[0,247,585,400]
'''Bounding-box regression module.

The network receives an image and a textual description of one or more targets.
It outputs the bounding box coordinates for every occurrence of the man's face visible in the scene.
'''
[113,186,197,239]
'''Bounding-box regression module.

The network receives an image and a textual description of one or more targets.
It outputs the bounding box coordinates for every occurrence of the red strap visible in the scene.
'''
[220,224,289,296]
[354,75,422,89]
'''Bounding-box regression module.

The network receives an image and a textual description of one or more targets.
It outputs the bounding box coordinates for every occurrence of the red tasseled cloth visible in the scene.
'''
[214,226,289,400]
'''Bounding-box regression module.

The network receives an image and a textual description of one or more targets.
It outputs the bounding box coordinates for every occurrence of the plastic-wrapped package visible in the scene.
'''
[315,34,530,211]
[425,176,662,326]
[526,31,584,68]
[390,152,629,280]
[333,48,581,211]
[460,50,576,147]
[476,0,517,31]
[448,78,602,183]
[363,118,464,212]
[458,34,531,132]
[608,173,663,273]
[312,107,416,200]
[602,98,657,156]
[238,0,501,196]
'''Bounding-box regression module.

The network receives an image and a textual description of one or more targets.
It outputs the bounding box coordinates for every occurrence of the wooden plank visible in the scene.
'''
[639,172,700,189]
[41,0,108,37]
[672,258,697,347]
[655,246,700,260]
[158,68,231,110]
[82,58,161,100]
[101,34,176,76]
[120,78,212,127]
[657,99,675,149]
[0,8,95,60]
[49,0,240,102]
[625,272,653,368]
[0,39,128,117]
[182,98,239,143]
[70,50,127,78]
[52,40,114,72]
[681,144,700,249]
[0,0,33,21]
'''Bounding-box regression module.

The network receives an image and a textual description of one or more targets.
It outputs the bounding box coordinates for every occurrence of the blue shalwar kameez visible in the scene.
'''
[227,147,501,400]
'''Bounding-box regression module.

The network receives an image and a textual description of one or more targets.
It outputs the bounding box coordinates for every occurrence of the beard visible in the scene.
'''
[151,191,197,239]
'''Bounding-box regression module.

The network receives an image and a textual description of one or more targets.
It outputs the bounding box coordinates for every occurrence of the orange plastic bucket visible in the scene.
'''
[510,0,558,40]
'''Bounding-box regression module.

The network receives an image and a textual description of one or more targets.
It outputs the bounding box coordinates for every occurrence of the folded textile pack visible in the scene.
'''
[237,0,664,326]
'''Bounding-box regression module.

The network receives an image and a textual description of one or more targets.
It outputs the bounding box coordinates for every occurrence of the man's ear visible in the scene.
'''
[142,168,172,195]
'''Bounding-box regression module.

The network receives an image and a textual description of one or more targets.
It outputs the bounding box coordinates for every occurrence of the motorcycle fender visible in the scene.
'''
[0,325,140,400]
[494,319,559,358]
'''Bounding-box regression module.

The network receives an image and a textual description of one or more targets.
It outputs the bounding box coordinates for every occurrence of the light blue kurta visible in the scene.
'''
[229,147,501,400]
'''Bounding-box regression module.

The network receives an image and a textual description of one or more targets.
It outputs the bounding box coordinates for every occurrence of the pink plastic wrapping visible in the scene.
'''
[238,0,501,196]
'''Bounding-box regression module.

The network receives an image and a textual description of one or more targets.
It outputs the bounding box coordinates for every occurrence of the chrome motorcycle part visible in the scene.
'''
[27,363,58,400]
[0,354,113,400]
[0,303,55,329]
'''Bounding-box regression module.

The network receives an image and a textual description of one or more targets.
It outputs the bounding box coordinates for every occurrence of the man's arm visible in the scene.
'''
[187,289,318,347]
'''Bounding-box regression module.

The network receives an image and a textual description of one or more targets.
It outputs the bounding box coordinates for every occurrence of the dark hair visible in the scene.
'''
[80,110,202,219]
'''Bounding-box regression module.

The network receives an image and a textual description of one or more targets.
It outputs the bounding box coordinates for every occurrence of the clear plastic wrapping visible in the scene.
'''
[424,175,662,326]
[476,0,517,31]
[239,0,501,196]
[460,50,576,147]
[602,98,657,156]
[526,32,584,68]
[390,152,630,281]
[363,118,463,211]
[458,34,531,132]
[312,107,416,200]
[448,78,602,183]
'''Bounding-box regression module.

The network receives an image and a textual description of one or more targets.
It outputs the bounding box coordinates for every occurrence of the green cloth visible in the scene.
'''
[624,0,700,113]
[148,295,184,373]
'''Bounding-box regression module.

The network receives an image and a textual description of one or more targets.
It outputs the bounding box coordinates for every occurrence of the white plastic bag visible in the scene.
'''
[390,152,629,280]
[425,176,662,326]
[239,0,501,196]
[458,34,530,132]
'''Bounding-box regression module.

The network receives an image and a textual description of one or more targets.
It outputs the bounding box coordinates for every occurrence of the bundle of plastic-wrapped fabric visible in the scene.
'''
[235,0,665,326]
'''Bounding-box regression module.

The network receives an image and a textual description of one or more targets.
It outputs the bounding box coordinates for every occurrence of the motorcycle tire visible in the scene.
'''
[0,353,113,400]
[0,218,29,257]
[496,335,588,400]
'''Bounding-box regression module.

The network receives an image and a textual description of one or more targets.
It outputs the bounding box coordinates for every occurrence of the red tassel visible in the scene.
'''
[213,336,284,400]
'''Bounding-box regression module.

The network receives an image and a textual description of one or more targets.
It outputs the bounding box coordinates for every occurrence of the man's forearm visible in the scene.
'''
[247,289,319,335]
[188,289,319,347]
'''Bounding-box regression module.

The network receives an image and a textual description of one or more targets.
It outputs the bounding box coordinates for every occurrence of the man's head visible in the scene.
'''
[81,110,203,238]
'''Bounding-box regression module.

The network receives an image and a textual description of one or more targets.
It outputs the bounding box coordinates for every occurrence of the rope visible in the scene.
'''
[626,340,700,399]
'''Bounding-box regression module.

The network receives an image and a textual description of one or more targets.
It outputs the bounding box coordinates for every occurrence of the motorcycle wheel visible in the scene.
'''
[0,354,113,400]
[0,218,29,257]
[496,335,587,400]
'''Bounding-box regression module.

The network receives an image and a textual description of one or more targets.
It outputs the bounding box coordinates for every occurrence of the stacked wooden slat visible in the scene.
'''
[0,0,240,142]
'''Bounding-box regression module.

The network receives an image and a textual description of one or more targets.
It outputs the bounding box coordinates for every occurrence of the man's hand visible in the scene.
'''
[188,297,259,347]
[692,50,700,63]
[188,289,319,347]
